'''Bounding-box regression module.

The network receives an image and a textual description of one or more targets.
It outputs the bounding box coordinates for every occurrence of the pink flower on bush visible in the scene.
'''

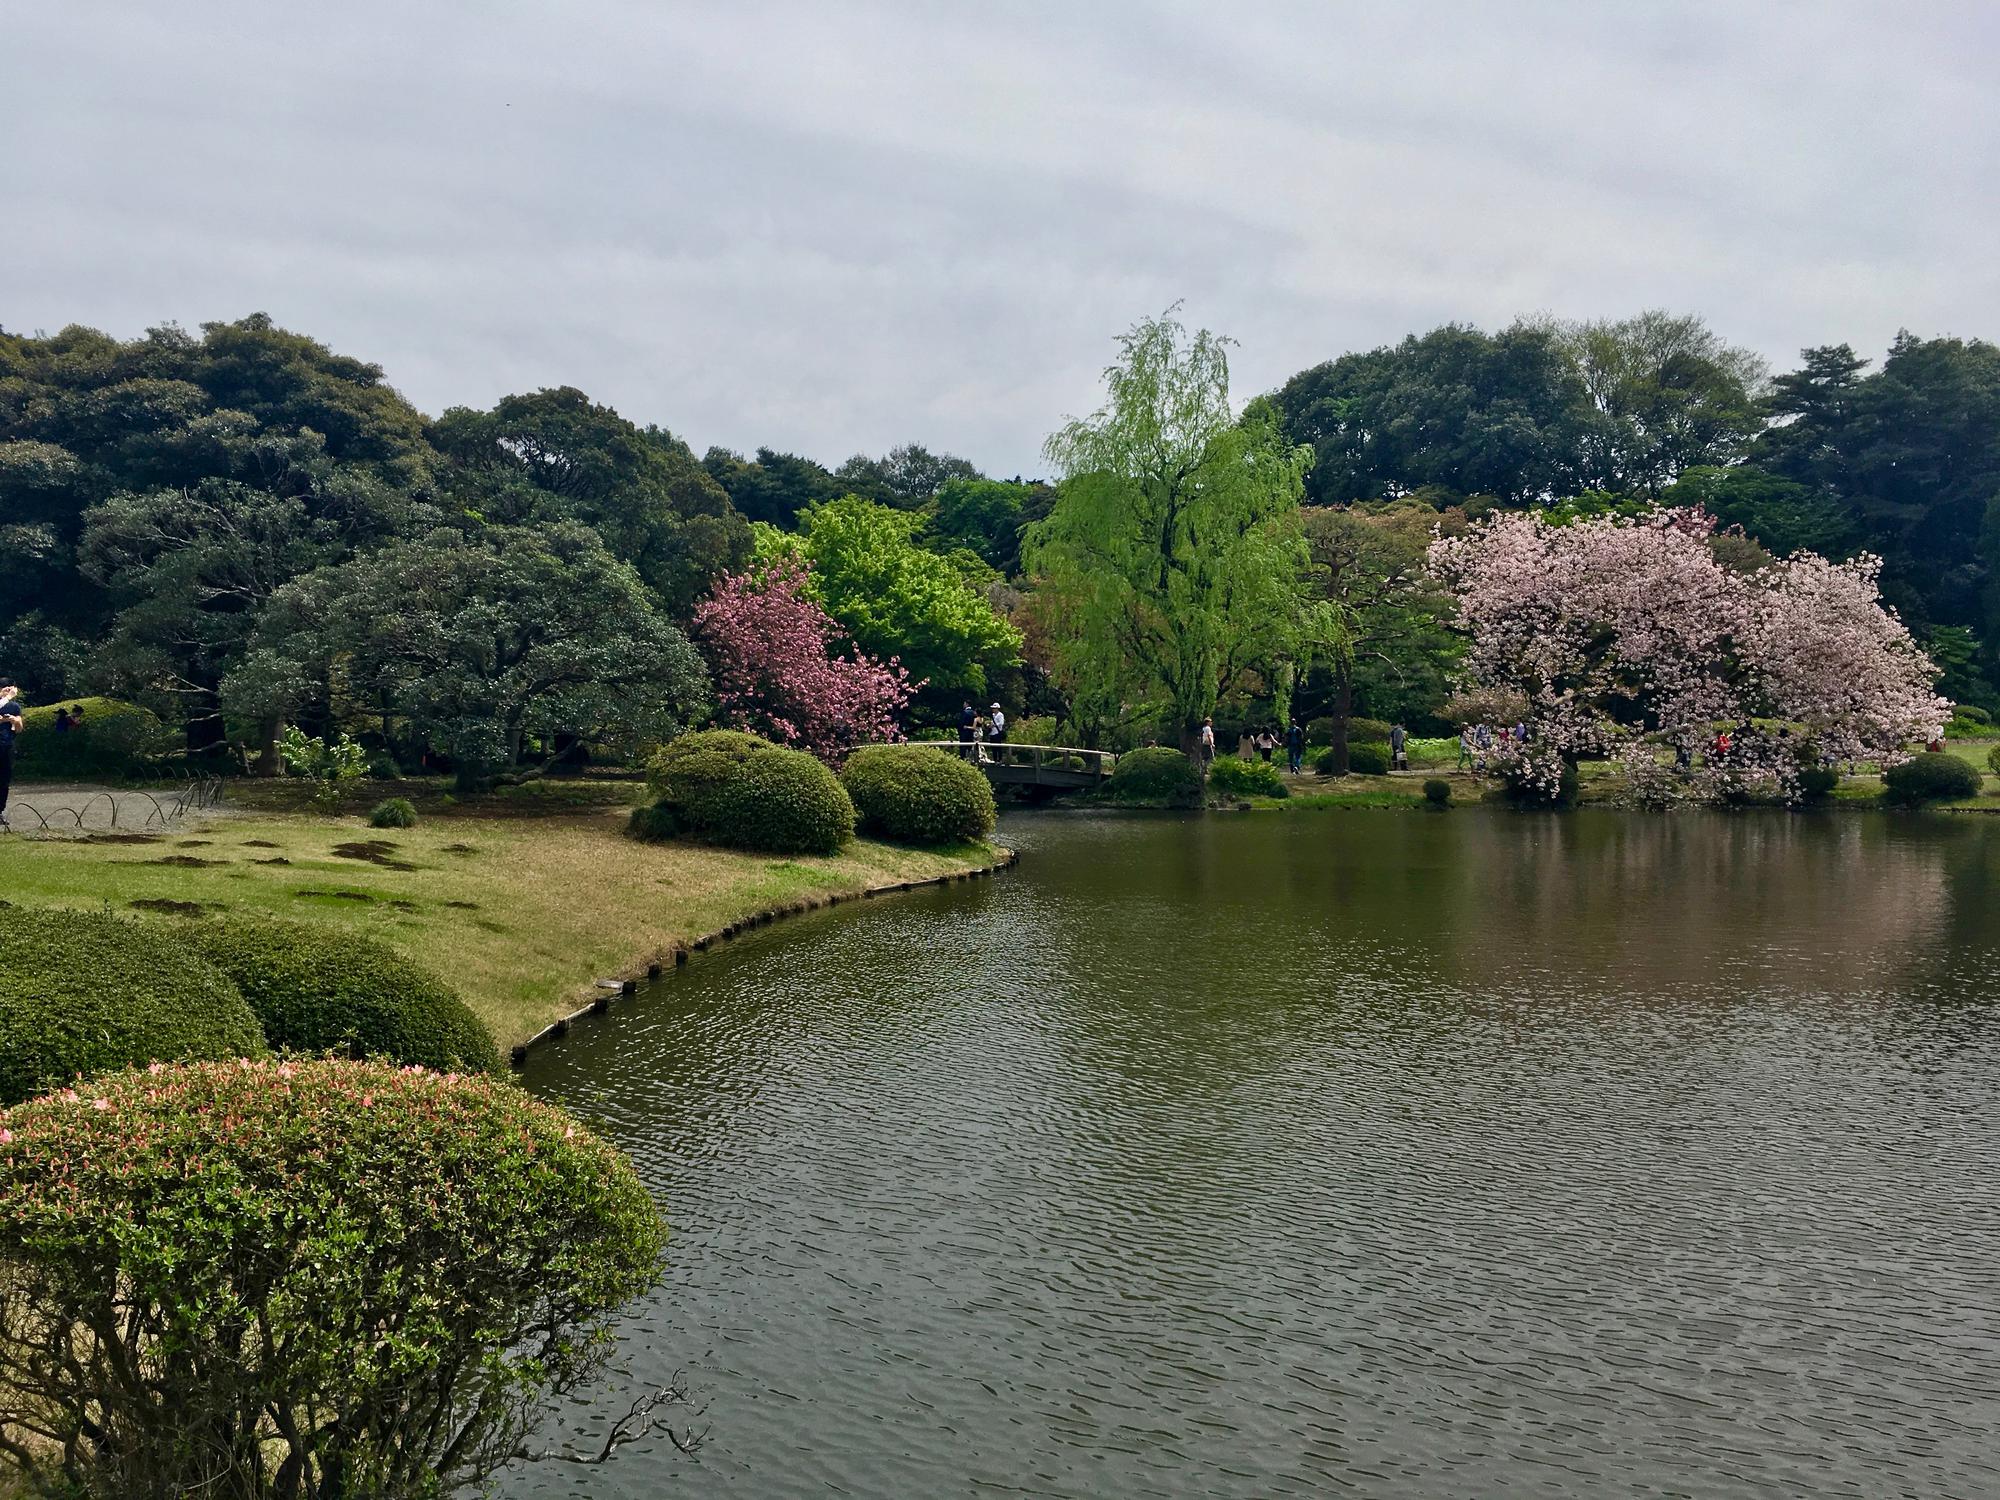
[692,556,918,761]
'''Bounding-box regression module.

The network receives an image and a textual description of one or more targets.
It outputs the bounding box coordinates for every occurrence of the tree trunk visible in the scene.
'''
[1328,671,1353,775]
[254,715,281,777]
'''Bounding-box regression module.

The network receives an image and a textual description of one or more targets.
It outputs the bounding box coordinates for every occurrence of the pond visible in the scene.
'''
[506,808,2000,1498]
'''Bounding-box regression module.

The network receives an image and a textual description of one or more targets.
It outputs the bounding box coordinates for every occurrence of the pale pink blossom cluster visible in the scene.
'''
[692,556,919,762]
[1428,508,1948,802]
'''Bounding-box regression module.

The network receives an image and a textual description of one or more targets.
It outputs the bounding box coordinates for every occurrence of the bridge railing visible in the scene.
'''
[921,742,1117,781]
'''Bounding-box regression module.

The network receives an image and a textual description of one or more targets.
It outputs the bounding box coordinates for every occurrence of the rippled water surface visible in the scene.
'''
[506,809,2000,1498]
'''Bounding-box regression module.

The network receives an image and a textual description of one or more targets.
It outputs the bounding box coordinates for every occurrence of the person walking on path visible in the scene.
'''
[1390,723,1408,772]
[1255,728,1276,764]
[0,680,23,827]
[1457,727,1473,769]
[1198,717,1216,770]
[1285,720,1304,774]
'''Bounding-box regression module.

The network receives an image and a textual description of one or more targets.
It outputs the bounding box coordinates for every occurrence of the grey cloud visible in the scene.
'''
[4,1,1995,476]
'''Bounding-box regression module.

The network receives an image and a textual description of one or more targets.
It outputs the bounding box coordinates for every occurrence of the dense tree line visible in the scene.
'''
[2,305,1993,781]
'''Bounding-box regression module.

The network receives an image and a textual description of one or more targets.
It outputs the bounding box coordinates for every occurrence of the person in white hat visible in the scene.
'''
[987,702,1006,744]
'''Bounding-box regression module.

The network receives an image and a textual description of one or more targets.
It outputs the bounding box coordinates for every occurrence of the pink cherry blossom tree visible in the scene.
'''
[1428,508,1948,802]
[691,556,918,760]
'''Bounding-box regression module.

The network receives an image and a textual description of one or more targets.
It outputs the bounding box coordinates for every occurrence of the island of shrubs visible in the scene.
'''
[629,730,996,852]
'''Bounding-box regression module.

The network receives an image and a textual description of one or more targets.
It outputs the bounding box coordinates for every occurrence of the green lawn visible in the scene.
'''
[0,807,1003,1049]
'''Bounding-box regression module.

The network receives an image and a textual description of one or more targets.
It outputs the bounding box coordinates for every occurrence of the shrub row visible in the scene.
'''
[1316,742,1390,776]
[0,906,494,1104]
[1207,755,1288,798]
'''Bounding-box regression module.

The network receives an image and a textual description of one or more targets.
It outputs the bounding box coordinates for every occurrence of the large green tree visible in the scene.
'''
[700,446,841,528]
[769,494,1021,701]
[1026,312,1331,751]
[230,524,708,787]
[432,388,747,613]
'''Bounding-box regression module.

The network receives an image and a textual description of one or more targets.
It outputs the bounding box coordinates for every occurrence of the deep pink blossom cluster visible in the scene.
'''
[1428,508,1949,801]
[692,557,918,761]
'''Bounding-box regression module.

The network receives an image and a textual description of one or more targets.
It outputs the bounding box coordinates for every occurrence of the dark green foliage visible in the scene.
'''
[1345,743,1391,776]
[1423,778,1452,806]
[13,696,174,779]
[645,730,855,854]
[1881,751,1982,807]
[1988,743,2000,775]
[0,1058,664,1499]
[367,797,417,829]
[1346,717,1393,745]
[626,800,680,842]
[1795,765,1840,801]
[185,917,499,1073]
[840,744,996,844]
[1206,756,1288,798]
[1959,704,1993,726]
[1503,760,1581,807]
[1103,746,1203,807]
[0,906,265,1104]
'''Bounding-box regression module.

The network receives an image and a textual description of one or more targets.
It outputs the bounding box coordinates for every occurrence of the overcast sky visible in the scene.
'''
[5,1,1996,476]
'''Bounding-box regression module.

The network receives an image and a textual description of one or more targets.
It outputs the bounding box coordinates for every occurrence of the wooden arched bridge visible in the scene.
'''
[928,741,1117,790]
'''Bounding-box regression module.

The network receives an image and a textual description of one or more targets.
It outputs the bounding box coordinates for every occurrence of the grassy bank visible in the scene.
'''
[0,808,1003,1050]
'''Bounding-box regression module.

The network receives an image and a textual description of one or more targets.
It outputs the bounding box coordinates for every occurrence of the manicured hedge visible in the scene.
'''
[0,907,265,1104]
[643,729,855,855]
[1423,778,1452,806]
[1988,743,2000,776]
[841,744,996,845]
[13,696,173,779]
[1104,746,1203,807]
[1881,752,1982,807]
[185,917,498,1073]
[1207,755,1288,798]
[1318,742,1390,776]
[0,1059,663,1498]
[1304,716,1392,749]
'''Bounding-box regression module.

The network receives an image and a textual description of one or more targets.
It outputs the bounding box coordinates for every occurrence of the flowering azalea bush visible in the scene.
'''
[0,1058,666,1499]
[0,907,265,1104]
[1429,509,1948,802]
[692,557,917,760]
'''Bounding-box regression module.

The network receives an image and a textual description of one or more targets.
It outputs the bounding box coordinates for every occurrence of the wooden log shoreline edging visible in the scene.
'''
[507,844,1019,1067]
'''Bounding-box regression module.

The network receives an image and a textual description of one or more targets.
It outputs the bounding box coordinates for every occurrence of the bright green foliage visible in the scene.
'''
[1103,746,1203,807]
[13,696,173,779]
[1988,744,2000,775]
[1423,778,1452,806]
[0,1058,665,1498]
[1028,312,1336,750]
[1206,756,1288,798]
[789,494,1021,695]
[184,918,498,1073]
[1881,751,1982,806]
[277,725,367,808]
[1345,718,1393,745]
[644,729,855,854]
[840,744,996,844]
[0,907,264,1104]
[367,796,417,829]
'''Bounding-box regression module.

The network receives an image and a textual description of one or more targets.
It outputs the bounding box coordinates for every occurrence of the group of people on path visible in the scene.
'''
[957,700,1008,760]
[1457,721,1527,772]
[1195,718,1411,775]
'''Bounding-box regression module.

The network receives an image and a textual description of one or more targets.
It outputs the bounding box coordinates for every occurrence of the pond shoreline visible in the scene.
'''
[506,842,1019,1067]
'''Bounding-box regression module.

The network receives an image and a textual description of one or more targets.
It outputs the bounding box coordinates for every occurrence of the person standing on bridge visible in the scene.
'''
[987,702,1006,745]
[0,679,24,827]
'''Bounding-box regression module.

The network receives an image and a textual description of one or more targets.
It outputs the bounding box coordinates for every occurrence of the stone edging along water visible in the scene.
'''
[507,843,1020,1068]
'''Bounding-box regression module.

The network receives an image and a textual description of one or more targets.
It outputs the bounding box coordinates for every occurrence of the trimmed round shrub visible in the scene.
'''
[645,729,855,855]
[368,796,418,829]
[1423,778,1452,806]
[1956,704,1993,726]
[14,696,174,780]
[185,918,499,1073]
[0,906,265,1104]
[1987,743,2000,776]
[1304,716,1390,749]
[1882,751,1981,807]
[0,1059,664,1499]
[627,800,680,841]
[1104,746,1203,807]
[1207,755,1287,798]
[1795,764,1840,802]
[841,744,997,844]
[1347,742,1391,776]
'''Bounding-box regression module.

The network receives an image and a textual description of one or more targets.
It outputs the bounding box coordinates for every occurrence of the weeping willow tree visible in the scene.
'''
[1025,310,1340,752]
